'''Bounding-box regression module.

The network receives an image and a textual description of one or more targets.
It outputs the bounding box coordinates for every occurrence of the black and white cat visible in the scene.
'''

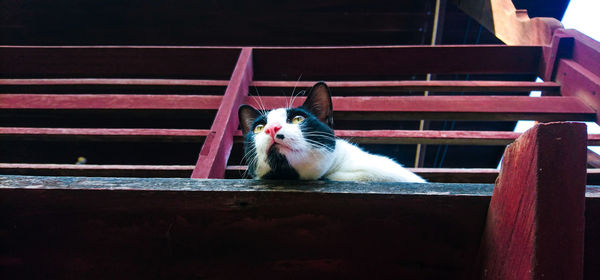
[238,82,426,182]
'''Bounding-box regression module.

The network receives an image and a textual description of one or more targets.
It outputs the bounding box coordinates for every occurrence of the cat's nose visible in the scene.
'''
[264,123,282,136]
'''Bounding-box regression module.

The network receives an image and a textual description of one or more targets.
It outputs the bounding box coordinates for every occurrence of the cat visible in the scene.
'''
[238,81,426,183]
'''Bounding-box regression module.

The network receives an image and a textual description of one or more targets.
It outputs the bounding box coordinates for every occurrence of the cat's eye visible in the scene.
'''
[253,124,265,134]
[291,115,305,124]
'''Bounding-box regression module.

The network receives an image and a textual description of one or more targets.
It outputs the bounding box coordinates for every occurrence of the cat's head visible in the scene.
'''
[238,82,336,179]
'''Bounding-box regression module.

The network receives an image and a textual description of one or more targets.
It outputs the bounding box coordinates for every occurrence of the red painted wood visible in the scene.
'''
[0,78,230,86]
[245,95,596,121]
[252,45,542,80]
[557,29,600,77]
[555,59,600,122]
[247,95,591,113]
[192,48,253,178]
[5,95,593,121]
[551,29,600,127]
[0,163,193,177]
[0,94,223,109]
[0,127,210,142]
[477,122,587,280]
[539,32,574,81]
[5,127,600,146]
[251,80,560,93]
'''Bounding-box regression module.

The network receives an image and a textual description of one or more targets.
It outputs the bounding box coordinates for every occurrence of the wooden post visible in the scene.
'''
[191,48,253,178]
[477,122,587,279]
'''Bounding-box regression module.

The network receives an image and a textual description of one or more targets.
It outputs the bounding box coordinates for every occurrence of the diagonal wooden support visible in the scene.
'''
[477,122,587,279]
[191,48,253,178]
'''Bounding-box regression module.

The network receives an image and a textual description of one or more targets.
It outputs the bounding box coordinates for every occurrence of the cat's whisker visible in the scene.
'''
[287,74,303,109]
[252,86,268,116]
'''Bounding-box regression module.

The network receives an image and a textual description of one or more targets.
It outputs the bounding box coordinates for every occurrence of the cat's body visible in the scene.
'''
[239,82,426,183]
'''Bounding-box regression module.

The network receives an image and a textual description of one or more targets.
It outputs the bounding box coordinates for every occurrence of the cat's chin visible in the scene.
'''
[268,142,297,155]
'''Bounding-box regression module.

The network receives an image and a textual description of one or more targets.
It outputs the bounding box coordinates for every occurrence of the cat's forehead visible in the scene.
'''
[266,108,287,123]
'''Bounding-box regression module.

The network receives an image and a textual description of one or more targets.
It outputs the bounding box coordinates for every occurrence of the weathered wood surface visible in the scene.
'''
[1,175,599,280]
[192,48,253,179]
[250,80,560,93]
[553,29,600,123]
[477,122,587,279]
[1,79,559,93]
[4,94,594,121]
[0,175,492,279]
[451,0,563,46]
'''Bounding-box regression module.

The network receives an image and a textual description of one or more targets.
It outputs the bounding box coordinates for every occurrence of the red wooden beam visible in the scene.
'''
[251,80,560,93]
[477,122,586,279]
[0,127,210,142]
[0,78,230,86]
[191,48,253,178]
[245,95,596,121]
[0,163,193,178]
[4,95,593,121]
[0,94,223,109]
[7,127,600,146]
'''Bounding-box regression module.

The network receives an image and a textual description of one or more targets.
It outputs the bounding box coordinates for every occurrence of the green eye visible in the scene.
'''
[253,124,265,134]
[291,115,305,124]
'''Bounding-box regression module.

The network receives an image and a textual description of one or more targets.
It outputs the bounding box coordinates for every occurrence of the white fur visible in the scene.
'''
[252,109,426,183]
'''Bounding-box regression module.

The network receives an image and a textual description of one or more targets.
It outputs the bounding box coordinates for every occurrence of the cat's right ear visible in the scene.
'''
[238,105,261,135]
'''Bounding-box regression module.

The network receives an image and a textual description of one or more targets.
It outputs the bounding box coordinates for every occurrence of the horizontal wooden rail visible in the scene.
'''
[247,96,596,121]
[251,80,560,93]
[0,78,230,86]
[0,94,223,109]
[1,79,558,93]
[0,127,210,142]
[5,127,600,146]
[3,94,594,121]
[3,163,600,184]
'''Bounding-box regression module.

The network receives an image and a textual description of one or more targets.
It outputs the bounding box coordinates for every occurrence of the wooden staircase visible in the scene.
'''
[1,0,600,279]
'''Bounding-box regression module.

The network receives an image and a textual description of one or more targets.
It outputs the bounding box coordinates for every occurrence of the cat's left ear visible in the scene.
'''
[238,105,261,135]
[302,81,334,128]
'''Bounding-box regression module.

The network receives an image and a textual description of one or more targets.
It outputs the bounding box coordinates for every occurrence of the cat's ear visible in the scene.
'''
[302,81,334,127]
[238,105,261,135]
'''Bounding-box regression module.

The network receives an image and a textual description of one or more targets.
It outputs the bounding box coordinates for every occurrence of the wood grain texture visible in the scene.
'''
[192,48,253,178]
[477,122,587,279]
[0,175,491,279]
[5,127,600,146]
[4,95,594,121]
[251,80,560,93]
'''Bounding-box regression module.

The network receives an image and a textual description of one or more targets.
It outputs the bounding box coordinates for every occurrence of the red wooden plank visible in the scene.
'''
[0,94,223,109]
[0,127,210,142]
[192,48,253,178]
[5,95,593,121]
[0,163,193,178]
[555,59,600,122]
[0,46,241,79]
[6,127,600,146]
[252,45,542,80]
[477,122,586,279]
[246,95,596,121]
[557,29,600,77]
[251,80,560,93]
[0,78,230,86]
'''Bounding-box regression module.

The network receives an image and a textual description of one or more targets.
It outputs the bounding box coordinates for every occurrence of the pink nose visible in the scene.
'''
[264,123,282,136]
